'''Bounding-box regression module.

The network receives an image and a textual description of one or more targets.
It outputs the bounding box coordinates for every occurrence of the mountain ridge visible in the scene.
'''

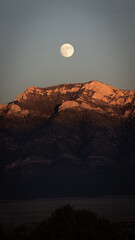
[0,80,135,199]
[0,81,135,124]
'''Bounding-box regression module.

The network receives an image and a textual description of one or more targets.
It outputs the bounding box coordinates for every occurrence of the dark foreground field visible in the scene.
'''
[0,205,135,240]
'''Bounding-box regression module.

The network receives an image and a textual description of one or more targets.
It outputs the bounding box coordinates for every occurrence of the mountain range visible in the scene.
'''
[0,81,135,199]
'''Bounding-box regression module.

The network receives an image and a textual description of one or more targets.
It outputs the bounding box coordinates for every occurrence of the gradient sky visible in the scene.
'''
[0,0,135,104]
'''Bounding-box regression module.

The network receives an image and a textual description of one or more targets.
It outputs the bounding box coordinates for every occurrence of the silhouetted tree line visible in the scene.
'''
[0,205,134,240]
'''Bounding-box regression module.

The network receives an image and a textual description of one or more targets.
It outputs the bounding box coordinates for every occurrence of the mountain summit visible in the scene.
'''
[0,81,135,199]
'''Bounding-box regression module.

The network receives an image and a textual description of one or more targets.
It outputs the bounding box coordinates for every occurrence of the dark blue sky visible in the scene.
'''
[0,0,135,104]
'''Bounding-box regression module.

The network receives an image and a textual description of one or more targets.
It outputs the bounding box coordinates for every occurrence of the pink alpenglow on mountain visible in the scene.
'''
[0,81,135,199]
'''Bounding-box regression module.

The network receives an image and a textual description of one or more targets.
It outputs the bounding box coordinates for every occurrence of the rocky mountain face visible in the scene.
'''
[0,81,135,199]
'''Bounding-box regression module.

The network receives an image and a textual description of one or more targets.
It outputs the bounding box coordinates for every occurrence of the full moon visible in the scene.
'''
[60,43,74,57]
